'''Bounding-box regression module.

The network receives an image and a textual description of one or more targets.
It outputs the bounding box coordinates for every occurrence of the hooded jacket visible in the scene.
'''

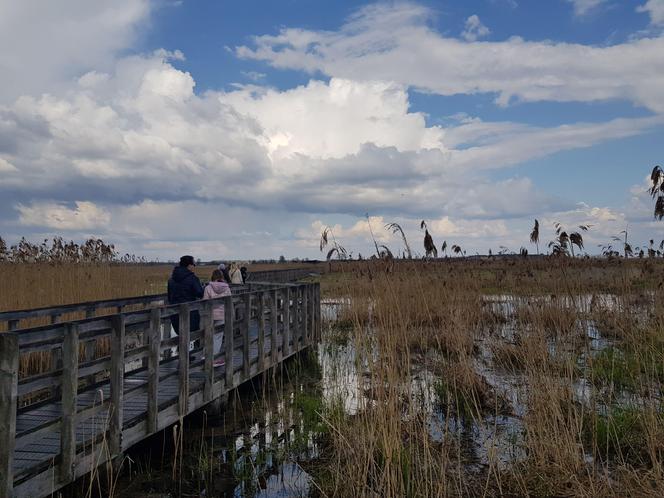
[203,280,231,322]
[167,266,204,305]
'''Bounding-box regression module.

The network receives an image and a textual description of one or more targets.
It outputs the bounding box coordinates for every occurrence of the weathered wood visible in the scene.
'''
[60,323,79,482]
[5,275,320,497]
[178,304,190,417]
[0,293,166,326]
[203,301,214,403]
[0,333,18,497]
[109,314,125,457]
[242,294,251,379]
[282,287,291,357]
[257,292,265,372]
[270,289,279,364]
[302,285,309,345]
[295,286,302,346]
[147,308,160,434]
[224,296,234,389]
[310,285,316,343]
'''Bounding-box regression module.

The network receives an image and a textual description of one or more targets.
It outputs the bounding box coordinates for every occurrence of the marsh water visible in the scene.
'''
[92,294,651,497]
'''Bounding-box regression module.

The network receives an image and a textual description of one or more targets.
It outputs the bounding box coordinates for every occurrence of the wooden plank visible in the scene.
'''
[1,293,165,324]
[203,301,214,403]
[271,289,279,364]
[282,287,291,357]
[109,314,125,457]
[60,323,78,482]
[257,292,265,372]
[242,294,251,380]
[83,337,97,387]
[0,333,18,497]
[178,304,190,417]
[224,296,234,389]
[309,285,315,343]
[316,283,321,340]
[302,285,309,345]
[147,308,160,434]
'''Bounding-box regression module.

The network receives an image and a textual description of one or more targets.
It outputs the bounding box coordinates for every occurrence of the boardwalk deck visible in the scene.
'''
[0,281,321,498]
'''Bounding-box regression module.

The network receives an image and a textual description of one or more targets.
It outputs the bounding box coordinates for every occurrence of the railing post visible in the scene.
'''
[178,304,190,417]
[302,285,309,346]
[60,323,79,482]
[147,308,161,434]
[110,314,126,457]
[224,296,234,389]
[257,292,265,372]
[203,301,214,403]
[294,286,302,350]
[316,283,322,341]
[0,333,18,497]
[270,289,279,364]
[242,294,251,379]
[309,285,316,343]
[282,287,291,357]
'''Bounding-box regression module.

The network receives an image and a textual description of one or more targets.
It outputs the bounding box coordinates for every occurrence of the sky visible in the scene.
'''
[1,0,664,261]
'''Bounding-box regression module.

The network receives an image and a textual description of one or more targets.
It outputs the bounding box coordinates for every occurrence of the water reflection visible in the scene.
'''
[114,294,653,497]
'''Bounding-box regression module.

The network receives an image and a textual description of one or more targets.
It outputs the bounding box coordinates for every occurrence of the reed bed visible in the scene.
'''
[315,258,664,497]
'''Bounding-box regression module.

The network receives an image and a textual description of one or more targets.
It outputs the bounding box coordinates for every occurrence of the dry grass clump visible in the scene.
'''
[434,355,511,419]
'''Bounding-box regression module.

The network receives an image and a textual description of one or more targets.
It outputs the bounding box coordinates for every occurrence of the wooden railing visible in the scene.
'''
[0,282,291,332]
[246,267,320,283]
[0,282,321,498]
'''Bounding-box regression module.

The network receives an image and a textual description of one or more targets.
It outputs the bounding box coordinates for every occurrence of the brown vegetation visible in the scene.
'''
[314,258,664,497]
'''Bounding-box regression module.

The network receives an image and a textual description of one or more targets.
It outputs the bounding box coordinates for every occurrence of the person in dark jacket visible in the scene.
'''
[240,266,248,284]
[217,263,231,284]
[168,255,204,334]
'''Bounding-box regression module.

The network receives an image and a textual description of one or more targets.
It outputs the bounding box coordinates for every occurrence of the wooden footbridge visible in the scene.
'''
[0,272,321,498]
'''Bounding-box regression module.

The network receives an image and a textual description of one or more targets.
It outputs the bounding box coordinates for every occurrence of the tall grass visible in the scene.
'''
[315,258,664,497]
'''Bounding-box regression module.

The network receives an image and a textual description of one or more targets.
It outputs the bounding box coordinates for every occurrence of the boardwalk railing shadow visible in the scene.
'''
[0,280,321,498]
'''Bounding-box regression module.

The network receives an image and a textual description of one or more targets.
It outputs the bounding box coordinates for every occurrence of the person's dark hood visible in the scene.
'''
[171,265,194,282]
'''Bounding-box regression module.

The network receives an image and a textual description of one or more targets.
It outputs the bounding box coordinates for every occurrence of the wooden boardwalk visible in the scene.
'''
[0,281,320,498]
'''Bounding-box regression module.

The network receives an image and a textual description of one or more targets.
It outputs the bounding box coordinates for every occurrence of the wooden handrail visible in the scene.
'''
[2,282,321,498]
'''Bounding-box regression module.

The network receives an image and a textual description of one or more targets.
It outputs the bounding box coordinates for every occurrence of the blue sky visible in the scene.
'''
[1,0,664,260]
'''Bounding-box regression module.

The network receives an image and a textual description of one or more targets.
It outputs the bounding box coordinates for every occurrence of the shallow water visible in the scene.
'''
[107,294,655,496]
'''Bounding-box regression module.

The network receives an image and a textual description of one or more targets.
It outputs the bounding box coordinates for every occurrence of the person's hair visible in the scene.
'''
[210,269,224,281]
[179,255,195,267]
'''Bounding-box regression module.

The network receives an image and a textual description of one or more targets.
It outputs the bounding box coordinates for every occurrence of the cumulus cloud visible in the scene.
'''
[17,201,111,230]
[637,0,664,25]
[0,0,151,103]
[1,51,661,233]
[3,2,664,258]
[236,3,664,111]
[461,15,490,42]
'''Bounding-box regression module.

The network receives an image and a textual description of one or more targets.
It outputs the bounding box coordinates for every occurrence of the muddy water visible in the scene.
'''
[95,295,650,497]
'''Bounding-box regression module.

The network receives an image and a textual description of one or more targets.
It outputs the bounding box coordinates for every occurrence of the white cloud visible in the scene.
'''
[221,78,444,161]
[0,157,17,172]
[241,71,267,81]
[461,15,490,42]
[566,0,608,16]
[637,0,664,25]
[1,51,660,229]
[0,0,151,104]
[2,2,664,259]
[236,3,664,112]
[17,201,111,230]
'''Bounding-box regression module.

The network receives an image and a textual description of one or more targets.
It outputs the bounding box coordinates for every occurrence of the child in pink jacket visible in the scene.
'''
[203,269,231,366]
